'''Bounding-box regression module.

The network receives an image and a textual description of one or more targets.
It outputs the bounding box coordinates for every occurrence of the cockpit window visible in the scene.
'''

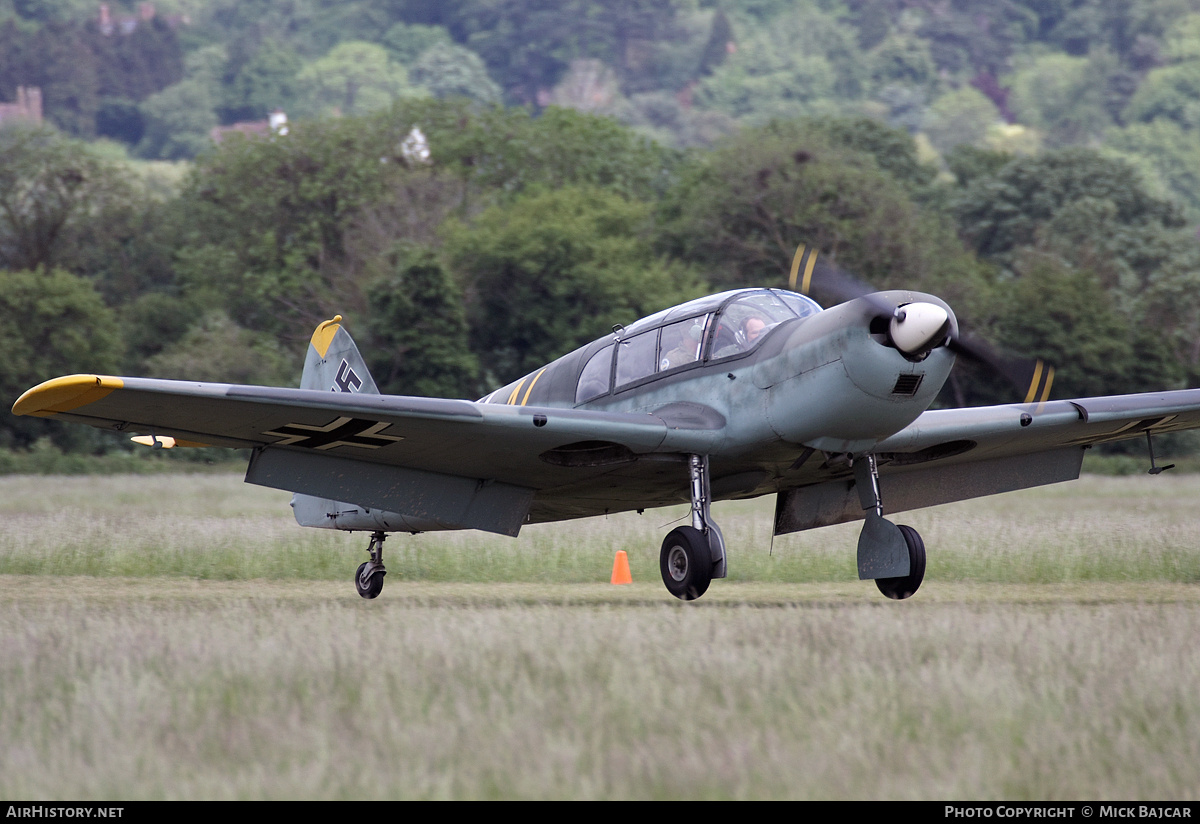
[776,291,821,319]
[615,330,657,388]
[658,316,709,372]
[575,343,613,403]
[710,293,799,359]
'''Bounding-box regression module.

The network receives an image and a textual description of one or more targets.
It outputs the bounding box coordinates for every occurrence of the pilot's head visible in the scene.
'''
[744,317,766,343]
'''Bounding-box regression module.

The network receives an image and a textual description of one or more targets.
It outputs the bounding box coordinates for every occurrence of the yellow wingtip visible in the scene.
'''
[12,375,124,417]
[310,315,344,358]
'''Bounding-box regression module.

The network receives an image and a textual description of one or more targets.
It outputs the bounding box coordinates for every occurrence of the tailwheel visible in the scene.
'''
[355,530,387,599]
[660,526,713,601]
[875,524,925,600]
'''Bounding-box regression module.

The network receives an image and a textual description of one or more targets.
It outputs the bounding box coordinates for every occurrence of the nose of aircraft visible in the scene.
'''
[888,301,951,358]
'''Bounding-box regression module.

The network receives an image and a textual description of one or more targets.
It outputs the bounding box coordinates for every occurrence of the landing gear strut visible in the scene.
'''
[659,454,726,601]
[355,530,387,599]
[853,454,925,600]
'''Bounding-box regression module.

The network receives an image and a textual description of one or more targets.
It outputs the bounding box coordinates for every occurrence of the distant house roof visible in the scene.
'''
[210,111,288,144]
[0,87,43,129]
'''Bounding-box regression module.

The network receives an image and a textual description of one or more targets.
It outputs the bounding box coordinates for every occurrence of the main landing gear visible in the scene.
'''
[875,524,926,600]
[355,530,387,599]
[853,454,925,600]
[660,455,727,601]
[656,452,927,601]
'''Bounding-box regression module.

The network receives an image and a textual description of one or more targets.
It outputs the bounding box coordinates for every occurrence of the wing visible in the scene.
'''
[14,374,725,534]
[774,389,1200,534]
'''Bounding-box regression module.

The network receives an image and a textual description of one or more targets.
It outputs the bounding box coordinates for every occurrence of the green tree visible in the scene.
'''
[144,310,298,386]
[365,254,479,398]
[924,86,1002,155]
[917,0,1037,76]
[120,290,200,372]
[952,148,1200,389]
[867,31,937,92]
[693,7,862,124]
[811,115,937,194]
[382,22,453,64]
[136,45,227,160]
[660,118,990,318]
[993,256,1180,399]
[1104,119,1200,222]
[222,37,303,122]
[10,20,99,137]
[174,114,400,334]
[0,125,134,272]
[952,148,1186,270]
[1045,0,1182,62]
[88,15,184,103]
[454,0,684,104]
[0,267,122,449]
[1123,62,1200,129]
[1007,53,1113,146]
[409,42,501,103]
[944,144,1013,188]
[295,41,422,117]
[1162,13,1200,63]
[135,79,219,160]
[445,185,706,382]
[174,99,683,340]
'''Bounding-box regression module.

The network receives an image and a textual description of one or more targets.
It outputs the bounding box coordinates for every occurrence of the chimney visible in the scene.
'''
[25,87,42,123]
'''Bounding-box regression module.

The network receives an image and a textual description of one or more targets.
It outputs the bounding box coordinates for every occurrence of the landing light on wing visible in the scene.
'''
[889,302,950,357]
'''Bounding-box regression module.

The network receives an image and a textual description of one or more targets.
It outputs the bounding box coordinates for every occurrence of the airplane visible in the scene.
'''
[14,249,1200,601]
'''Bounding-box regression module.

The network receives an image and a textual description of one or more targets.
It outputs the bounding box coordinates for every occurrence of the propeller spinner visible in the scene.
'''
[889,302,951,358]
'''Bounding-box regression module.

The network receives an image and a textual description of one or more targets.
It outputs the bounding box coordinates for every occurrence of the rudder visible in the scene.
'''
[302,315,380,395]
[292,314,381,529]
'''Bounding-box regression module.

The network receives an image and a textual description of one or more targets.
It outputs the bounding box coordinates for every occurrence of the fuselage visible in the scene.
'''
[483,288,957,464]
[307,287,961,532]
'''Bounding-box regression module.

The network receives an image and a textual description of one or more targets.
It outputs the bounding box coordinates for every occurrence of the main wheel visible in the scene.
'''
[875,524,926,600]
[660,526,714,601]
[355,562,385,599]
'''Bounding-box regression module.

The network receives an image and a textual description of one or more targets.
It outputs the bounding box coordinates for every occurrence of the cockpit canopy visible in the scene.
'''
[577,289,820,403]
[481,289,822,408]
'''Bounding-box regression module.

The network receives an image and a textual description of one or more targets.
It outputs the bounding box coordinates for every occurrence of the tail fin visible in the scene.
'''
[302,315,380,395]
[292,315,380,529]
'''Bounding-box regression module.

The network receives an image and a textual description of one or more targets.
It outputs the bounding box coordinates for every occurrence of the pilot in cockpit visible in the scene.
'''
[661,320,705,370]
[742,316,766,346]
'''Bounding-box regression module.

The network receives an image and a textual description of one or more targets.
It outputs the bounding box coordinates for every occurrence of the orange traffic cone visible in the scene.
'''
[610,550,632,585]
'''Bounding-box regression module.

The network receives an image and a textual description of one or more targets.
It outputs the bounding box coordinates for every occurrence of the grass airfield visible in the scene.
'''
[1,474,1199,799]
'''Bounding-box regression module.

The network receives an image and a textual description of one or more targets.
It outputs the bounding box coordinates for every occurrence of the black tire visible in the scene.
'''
[875,524,926,600]
[355,562,385,599]
[660,526,714,601]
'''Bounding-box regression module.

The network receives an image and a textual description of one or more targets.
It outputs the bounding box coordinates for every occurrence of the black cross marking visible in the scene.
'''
[333,360,362,393]
[263,416,403,450]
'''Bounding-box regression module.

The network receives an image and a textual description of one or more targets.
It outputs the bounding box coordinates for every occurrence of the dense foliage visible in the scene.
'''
[2,2,1200,455]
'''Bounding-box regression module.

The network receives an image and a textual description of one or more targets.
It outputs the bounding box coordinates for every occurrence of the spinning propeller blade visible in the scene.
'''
[788,243,1055,405]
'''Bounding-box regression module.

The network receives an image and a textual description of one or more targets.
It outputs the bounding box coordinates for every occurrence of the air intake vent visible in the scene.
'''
[892,374,924,395]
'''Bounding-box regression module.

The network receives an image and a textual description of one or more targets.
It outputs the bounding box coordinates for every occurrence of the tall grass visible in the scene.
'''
[0,587,1197,799]
[2,474,1199,585]
[2,474,1199,798]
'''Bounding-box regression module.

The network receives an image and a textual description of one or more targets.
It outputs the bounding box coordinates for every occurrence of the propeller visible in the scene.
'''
[787,243,1054,405]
